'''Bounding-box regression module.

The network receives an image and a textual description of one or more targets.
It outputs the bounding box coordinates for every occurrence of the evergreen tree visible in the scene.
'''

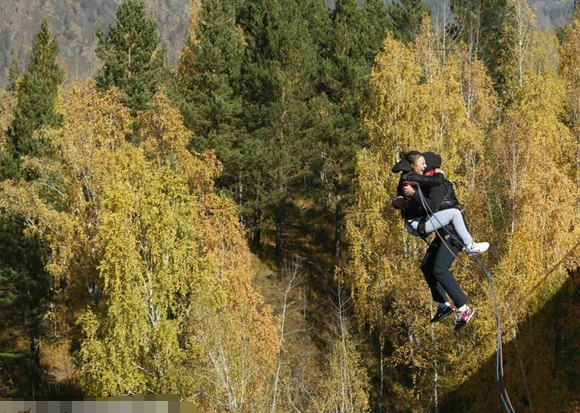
[3,17,64,178]
[238,0,320,261]
[363,0,392,58]
[0,219,52,398]
[6,56,21,93]
[95,0,167,113]
[314,0,388,261]
[386,0,431,43]
[175,0,245,190]
[0,19,62,396]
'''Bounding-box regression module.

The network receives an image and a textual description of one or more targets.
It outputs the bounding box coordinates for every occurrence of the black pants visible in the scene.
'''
[420,231,468,308]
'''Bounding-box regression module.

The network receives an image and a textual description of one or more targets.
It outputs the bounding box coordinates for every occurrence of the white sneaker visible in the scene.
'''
[469,242,489,254]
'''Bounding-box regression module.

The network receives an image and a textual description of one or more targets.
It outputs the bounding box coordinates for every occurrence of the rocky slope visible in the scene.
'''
[0,0,574,88]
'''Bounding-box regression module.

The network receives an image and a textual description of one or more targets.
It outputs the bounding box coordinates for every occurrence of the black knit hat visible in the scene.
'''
[422,152,441,171]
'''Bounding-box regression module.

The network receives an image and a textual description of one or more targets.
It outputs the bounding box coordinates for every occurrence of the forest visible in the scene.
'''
[0,0,578,412]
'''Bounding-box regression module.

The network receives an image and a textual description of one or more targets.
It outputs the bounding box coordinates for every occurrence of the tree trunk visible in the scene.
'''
[253,207,261,248]
[30,334,40,398]
[334,199,343,262]
[275,214,283,264]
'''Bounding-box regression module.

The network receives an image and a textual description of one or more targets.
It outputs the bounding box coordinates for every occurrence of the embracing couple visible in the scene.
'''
[392,150,489,331]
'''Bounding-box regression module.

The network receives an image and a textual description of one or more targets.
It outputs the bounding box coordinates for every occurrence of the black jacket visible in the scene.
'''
[391,158,444,219]
[427,180,460,212]
[391,158,460,219]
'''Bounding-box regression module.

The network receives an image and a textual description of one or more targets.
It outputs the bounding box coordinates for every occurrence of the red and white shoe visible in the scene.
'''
[454,306,475,331]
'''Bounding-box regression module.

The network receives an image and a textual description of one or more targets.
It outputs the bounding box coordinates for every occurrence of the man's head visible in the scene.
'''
[422,152,441,176]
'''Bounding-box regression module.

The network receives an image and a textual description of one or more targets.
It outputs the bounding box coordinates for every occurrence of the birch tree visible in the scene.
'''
[0,82,278,410]
[346,21,497,410]
[477,29,580,413]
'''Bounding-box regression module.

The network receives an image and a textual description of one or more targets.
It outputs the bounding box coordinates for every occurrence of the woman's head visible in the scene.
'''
[401,151,426,174]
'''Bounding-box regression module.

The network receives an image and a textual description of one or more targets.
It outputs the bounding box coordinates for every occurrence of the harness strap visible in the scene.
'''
[405,217,429,242]
[417,219,427,238]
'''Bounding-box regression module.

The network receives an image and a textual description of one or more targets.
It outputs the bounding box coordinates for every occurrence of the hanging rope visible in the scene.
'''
[413,183,516,413]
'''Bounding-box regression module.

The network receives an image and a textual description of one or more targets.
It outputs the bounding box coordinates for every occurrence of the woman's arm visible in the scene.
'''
[403,171,444,188]
[403,182,446,215]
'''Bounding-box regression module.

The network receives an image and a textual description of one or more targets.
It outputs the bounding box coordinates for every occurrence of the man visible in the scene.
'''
[392,152,475,331]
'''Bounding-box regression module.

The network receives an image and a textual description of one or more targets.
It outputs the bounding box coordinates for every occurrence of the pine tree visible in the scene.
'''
[237,0,320,261]
[362,0,392,59]
[0,18,62,396]
[0,219,52,397]
[386,0,432,43]
[175,0,245,190]
[314,0,388,261]
[95,0,167,113]
[6,56,21,93]
[3,17,64,178]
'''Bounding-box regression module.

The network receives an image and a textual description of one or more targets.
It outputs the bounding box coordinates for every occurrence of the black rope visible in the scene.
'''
[414,183,516,413]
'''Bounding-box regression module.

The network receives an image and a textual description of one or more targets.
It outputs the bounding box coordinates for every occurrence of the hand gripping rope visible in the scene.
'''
[413,183,516,413]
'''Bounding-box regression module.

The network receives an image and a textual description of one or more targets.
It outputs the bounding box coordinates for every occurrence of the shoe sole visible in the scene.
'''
[430,310,454,323]
[470,243,489,254]
[455,308,475,331]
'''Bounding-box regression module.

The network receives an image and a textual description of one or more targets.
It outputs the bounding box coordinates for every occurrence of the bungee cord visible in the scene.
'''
[413,182,517,413]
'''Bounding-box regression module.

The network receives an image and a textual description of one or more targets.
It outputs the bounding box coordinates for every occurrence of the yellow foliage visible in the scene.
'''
[560,10,580,193]
[482,31,580,412]
[351,21,497,322]
[0,80,278,409]
[0,89,16,153]
[187,0,202,45]
[346,20,502,409]
[310,334,370,413]
[138,87,221,193]
[452,43,498,129]
[491,73,580,317]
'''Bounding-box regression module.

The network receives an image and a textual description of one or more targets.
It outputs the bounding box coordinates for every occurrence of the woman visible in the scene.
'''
[392,151,486,330]
[392,151,488,254]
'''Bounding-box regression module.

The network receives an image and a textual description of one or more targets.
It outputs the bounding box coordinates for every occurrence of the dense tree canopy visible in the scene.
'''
[95,0,168,113]
[0,1,578,412]
[2,17,63,178]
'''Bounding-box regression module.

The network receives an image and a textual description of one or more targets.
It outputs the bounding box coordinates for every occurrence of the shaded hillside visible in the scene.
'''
[0,0,576,88]
[441,268,580,412]
[529,0,576,29]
